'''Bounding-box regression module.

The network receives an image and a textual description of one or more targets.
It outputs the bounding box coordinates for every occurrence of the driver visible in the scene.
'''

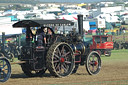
[37,27,47,46]
[43,27,47,44]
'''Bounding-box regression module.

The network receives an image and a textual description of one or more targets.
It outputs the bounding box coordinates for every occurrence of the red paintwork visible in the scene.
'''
[90,35,113,50]
[60,58,65,63]
[94,61,98,65]
[74,50,81,63]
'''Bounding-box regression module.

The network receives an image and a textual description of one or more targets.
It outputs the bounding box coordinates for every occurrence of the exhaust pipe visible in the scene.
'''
[77,15,83,37]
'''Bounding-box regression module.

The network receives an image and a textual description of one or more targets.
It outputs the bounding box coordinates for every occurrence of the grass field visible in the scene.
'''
[102,49,128,62]
[0,49,128,85]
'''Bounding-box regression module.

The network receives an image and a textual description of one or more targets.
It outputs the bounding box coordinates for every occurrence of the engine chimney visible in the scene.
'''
[77,14,83,36]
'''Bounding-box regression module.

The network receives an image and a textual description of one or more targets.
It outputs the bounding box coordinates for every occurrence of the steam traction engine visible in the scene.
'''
[0,15,101,82]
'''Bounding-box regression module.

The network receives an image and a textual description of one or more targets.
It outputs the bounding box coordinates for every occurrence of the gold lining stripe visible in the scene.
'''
[80,43,86,55]
[73,44,77,52]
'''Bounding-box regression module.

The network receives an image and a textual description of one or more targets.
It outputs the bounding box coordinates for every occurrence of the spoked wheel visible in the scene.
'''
[0,57,11,82]
[21,63,47,77]
[86,51,101,75]
[47,42,75,77]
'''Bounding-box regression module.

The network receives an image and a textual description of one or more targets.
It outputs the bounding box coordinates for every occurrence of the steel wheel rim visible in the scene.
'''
[0,53,4,57]
[53,44,74,76]
[0,58,11,82]
[87,53,101,74]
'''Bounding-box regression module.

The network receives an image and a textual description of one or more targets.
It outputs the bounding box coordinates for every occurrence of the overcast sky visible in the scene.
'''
[39,0,111,3]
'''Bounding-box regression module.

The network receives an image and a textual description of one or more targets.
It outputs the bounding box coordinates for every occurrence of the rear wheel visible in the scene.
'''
[46,42,75,77]
[21,63,47,77]
[86,51,101,75]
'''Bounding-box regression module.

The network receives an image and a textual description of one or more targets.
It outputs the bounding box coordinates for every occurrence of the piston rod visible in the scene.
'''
[10,61,26,65]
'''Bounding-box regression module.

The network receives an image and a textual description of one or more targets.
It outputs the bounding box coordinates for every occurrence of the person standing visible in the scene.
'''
[119,26,122,35]
[122,26,126,34]
[116,30,119,36]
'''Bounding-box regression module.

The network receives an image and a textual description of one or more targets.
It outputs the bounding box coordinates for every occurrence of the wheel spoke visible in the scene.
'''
[54,62,58,69]
[5,69,8,71]
[88,64,91,69]
[89,61,93,65]
[95,58,98,62]
[3,64,7,68]
[95,64,98,69]
[0,61,3,64]
[59,64,62,73]
[53,60,59,63]
[55,63,60,72]
[92,66,95,72]
[63,63,67,69]
[63,52,70,57]
[61,46,65,55]
[63,63,69,72]
[64,61,71,64]
[92,55,95,61]
[54,54,60,59]
[57,48,61,56]
[62,64,67,72]
[2,71,7,78]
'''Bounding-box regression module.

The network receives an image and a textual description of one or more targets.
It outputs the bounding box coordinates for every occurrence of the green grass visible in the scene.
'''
[101,49,128,62]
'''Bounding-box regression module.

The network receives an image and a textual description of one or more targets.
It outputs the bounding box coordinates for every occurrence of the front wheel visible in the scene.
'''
[85,51,101,75]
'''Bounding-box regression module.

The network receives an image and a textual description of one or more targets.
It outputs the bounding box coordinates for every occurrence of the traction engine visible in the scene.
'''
[0,15,101,82]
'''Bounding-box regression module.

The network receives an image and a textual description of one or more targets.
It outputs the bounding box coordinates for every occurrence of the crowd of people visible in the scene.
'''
[96,26,127,36]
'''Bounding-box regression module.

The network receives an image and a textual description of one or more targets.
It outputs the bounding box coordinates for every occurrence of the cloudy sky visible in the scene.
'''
[39,0,112,3]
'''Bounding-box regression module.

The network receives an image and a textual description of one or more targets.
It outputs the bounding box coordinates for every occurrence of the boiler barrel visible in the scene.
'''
[70,42,87,55]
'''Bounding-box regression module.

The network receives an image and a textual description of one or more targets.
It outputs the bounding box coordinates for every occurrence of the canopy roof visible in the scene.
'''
[13,19,74,27]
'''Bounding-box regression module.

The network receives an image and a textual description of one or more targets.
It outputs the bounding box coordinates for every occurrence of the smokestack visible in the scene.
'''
[77,15,83,36]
